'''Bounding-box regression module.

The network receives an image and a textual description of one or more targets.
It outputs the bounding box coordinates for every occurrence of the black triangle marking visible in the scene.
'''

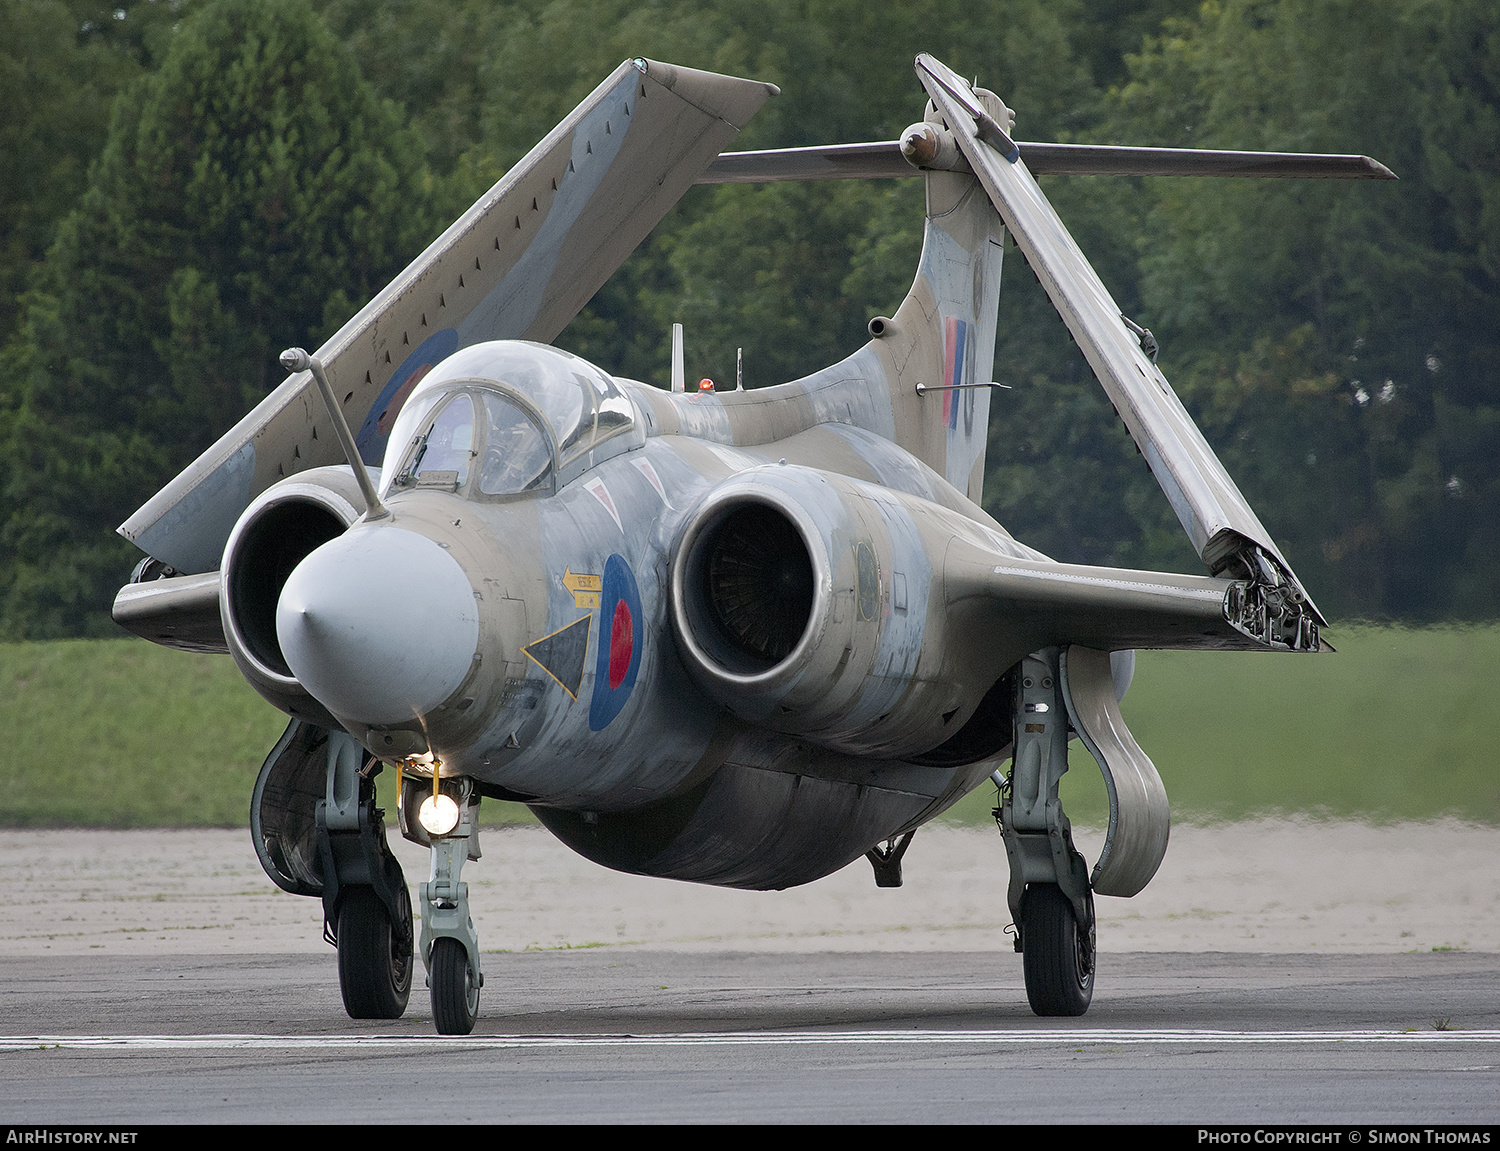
[523,615,592,701]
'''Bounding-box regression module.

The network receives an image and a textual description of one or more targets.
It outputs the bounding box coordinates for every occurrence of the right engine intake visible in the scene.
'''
[220,465,375,725]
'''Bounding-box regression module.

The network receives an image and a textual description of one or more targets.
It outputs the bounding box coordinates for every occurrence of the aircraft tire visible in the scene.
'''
[337,885,413,1020]
[1020,883,1094,1017]
[430,937,480,1035]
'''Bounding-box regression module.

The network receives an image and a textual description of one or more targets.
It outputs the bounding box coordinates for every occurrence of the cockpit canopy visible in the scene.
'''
[379,341,644,499]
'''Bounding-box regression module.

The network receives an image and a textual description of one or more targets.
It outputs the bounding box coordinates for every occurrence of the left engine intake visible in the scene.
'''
[669,465,1000,759]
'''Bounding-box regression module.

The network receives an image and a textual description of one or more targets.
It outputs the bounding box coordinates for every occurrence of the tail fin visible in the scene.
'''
[870,161,1006,503]
[760,99,1005,506]
[778,156,1003,506]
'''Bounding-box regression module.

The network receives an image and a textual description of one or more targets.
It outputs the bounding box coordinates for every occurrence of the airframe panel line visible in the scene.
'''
[5,1030,1499,1052]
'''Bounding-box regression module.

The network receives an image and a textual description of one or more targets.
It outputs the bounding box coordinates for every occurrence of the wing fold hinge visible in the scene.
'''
[1221,544,1324,652]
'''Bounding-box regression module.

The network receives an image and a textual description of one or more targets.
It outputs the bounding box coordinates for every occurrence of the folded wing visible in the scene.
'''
[917,53,1324,651]
[119,59,777,574]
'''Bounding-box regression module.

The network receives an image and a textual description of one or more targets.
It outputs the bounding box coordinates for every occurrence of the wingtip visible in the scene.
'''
[635,58,780,120]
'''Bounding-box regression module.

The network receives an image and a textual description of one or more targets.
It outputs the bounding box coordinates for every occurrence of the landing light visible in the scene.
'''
[418,793,461,836]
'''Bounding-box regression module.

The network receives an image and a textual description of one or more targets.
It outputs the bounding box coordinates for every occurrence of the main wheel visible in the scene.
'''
[337,885,413,1020]
[430,937,480,1035]
[1020,883,1094,1017]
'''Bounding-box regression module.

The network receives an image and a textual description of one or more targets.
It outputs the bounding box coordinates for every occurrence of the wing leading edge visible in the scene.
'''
[119,59,778,575]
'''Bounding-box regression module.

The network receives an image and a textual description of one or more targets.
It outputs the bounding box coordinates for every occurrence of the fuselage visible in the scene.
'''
[268,339,1040,888]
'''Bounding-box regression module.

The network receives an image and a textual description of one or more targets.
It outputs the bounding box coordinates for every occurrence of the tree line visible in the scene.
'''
[0,0,1494,637]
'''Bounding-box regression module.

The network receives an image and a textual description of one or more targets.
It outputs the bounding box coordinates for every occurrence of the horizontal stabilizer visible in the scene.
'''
[698,141,1395,183]
[917,53,1325,649]
[121,59,777,574]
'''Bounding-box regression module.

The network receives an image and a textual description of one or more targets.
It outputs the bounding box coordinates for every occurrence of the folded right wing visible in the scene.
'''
[119,59,777,576]
[917,54,1325,652]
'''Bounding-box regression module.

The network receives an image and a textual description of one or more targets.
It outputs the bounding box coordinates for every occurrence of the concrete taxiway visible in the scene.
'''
[0,823,1496,1123]
[1,950,1498,1124]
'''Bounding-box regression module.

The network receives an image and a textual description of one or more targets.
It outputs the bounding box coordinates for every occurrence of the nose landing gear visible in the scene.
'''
[402,771,484,1035]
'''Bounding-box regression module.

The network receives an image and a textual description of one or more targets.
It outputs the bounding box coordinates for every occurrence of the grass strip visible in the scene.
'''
[1,624,1494,830]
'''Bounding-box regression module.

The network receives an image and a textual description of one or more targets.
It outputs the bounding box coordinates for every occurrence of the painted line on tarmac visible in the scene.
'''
[4,1029,1499,1052]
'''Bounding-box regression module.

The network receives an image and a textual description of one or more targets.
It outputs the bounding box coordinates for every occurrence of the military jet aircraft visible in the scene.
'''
[113,55,1393,1034]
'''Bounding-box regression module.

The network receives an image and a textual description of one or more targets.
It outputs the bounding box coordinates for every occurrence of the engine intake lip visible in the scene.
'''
[221,482,360,688]
[670,482,830,690]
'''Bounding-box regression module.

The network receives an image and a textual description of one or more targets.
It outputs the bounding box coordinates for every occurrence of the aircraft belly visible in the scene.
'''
[533,738,987,891]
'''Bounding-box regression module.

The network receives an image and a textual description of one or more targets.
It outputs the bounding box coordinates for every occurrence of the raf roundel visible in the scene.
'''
[589,553,643,730]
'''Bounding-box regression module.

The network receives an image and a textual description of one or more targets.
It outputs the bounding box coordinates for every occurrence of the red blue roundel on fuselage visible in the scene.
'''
[588,554,643,730]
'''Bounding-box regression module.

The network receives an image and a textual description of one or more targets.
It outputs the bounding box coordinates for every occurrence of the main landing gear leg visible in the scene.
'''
[997,648,1096,1017]
[409,774,484,1035]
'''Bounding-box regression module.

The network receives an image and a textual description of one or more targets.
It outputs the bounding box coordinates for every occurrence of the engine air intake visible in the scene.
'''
[226,498,348,678]
[702,504,814,669]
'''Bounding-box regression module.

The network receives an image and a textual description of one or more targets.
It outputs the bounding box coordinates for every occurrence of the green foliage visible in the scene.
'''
[1106,0,1500,617]
[0,0,1495,634]
[0,0,190,349]
[0,0,437,637]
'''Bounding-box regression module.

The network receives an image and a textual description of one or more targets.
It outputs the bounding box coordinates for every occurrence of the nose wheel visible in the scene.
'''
[410,773,485,1035]
[430,937,480,1034]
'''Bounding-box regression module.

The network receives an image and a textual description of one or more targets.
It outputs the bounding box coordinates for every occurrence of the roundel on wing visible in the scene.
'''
[588,554,643,731]
[355,328,459,465]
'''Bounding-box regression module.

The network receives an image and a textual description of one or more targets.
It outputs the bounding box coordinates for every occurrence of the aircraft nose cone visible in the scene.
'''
[277,526,479,726]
